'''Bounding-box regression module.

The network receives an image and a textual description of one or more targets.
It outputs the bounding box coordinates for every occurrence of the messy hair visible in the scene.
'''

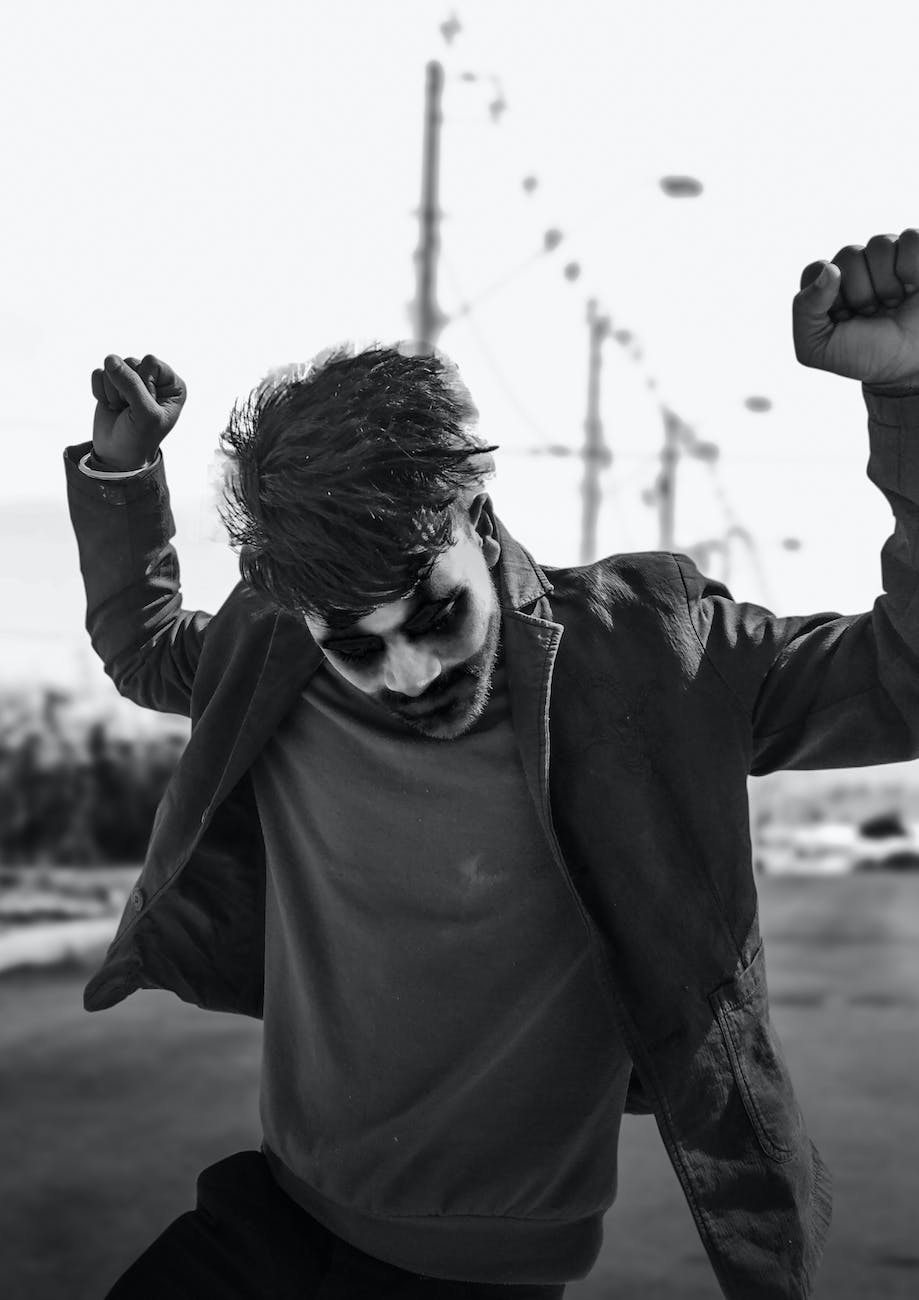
[216,343,498,626]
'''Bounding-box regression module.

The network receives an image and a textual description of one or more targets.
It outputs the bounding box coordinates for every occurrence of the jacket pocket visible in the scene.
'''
[709,940,802,1163]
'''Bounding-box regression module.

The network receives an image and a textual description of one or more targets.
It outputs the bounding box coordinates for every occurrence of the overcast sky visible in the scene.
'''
[5,0,919,698]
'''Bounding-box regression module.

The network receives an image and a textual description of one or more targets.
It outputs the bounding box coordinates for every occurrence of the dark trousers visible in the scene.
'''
[104,1151,568,1299]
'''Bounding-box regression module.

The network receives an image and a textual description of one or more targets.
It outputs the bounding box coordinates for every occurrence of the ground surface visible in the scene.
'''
[2,873,918,1299]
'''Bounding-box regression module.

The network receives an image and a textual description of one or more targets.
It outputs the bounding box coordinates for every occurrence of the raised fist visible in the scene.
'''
[91,354,187,470]
[793,230,919,387]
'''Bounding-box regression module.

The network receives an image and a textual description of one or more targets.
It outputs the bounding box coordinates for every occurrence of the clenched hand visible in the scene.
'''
[793,229,919,387]
[91,354,187,470]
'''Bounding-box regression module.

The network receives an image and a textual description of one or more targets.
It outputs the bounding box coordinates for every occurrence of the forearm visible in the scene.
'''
[757,386,919,768]
[64,441,208,715]
[681,385,919,774]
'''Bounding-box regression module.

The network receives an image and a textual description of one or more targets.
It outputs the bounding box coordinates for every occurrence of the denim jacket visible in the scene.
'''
[64,385,919,1299]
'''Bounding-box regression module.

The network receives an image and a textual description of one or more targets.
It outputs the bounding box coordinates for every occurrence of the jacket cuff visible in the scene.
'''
[863,386,919,497]
[862,383,919,425]
[64,441,168,505]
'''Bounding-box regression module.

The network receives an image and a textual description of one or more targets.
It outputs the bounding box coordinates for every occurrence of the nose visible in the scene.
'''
[382,638,442,697]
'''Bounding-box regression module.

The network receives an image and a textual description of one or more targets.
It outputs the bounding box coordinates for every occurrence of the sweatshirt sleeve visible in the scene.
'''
[64,440,211,718]
[676,385,919,775]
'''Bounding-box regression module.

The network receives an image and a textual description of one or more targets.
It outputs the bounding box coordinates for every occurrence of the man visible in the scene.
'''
[66,230,919,1299]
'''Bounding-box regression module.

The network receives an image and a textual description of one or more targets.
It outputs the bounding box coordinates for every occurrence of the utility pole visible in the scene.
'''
[408,61,448,354]
[657,407,681,550]
[580,299,612,564]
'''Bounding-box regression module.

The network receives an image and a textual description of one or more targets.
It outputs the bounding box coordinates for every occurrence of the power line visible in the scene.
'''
[440,252,560,445]
[428,9,785,592]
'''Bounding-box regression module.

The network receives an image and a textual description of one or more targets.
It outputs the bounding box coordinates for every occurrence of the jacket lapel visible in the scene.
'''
[208,604,325,813]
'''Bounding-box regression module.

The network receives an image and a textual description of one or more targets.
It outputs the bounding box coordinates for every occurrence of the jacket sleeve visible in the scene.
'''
[64,441,212,718]
[677,385,919,775]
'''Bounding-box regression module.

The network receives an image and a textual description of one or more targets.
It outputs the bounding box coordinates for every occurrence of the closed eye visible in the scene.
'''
[333,644,378,665]
[422,604,458,636]
[331,601,460,665]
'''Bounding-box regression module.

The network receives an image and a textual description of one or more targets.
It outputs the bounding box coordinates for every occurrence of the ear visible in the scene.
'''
[467,492,501,568]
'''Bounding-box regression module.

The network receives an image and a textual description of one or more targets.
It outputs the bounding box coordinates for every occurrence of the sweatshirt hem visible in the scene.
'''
[262,1143,602,1286]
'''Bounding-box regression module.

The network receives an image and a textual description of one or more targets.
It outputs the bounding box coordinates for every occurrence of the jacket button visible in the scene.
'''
[131,888,144,911]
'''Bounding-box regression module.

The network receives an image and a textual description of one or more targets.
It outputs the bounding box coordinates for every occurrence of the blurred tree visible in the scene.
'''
[0,689,186,866]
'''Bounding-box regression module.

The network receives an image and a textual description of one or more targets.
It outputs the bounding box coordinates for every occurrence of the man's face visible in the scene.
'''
[304,516,502,740]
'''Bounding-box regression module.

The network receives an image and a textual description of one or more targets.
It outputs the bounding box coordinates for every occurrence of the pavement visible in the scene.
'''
[2,872,918,1300]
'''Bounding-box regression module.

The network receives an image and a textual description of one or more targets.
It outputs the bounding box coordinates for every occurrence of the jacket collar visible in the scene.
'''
[493,514,554,612]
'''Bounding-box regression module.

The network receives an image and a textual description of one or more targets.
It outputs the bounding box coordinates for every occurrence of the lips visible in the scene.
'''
[398,680,466,721]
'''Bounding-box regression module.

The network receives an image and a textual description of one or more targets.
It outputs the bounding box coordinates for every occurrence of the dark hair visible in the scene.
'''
[217,344,498,626]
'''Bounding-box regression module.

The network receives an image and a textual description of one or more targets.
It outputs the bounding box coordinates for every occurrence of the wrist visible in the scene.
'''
[81,448,160,480]
[90,446,152,472]
[864,377,919,393]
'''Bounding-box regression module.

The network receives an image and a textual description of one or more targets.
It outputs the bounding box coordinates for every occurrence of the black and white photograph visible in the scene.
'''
[2,2,918,1297]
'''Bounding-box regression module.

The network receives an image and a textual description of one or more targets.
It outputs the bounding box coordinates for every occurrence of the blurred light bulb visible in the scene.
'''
[659,175,704,197]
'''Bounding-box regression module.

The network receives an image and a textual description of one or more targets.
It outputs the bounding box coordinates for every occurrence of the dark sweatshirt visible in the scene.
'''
[250,653,632,1286]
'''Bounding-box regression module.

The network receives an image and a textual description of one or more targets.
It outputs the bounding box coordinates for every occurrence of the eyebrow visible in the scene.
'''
[318,586,463,650]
